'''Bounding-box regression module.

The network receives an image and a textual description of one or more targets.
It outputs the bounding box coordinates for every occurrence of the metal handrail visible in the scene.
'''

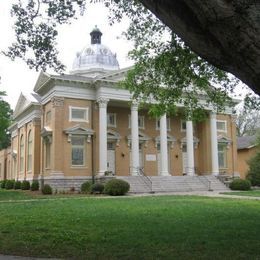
[129,166,153,192]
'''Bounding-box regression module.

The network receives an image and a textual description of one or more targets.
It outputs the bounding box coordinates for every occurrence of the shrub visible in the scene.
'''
[91,183,104,194]
[247,152,260,186]
[31,180,39,191]
[14,181,22,190]
[0,180,7,189]
[42,184,52,195]
[230,179,251,191]
[5,180,15,190]
[21,180,30,190]
[81,181,92,194]
[104,179,130,196]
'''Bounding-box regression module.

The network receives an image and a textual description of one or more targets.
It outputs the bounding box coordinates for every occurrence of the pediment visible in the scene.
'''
[64,125,94,135]
[13,93,31,117]
[218,135,232,144]
[33,71,50,92]
[127,131,150,141]
[107,129,121,140]
[97,66,133,82]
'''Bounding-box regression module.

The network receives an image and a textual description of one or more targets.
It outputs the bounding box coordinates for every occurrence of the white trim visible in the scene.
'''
[156,117,171,131]
[128,115,145,129]
[69,106,89,123]
[107,113,117,127]
[181,120,186,132]
[216,120,227,133]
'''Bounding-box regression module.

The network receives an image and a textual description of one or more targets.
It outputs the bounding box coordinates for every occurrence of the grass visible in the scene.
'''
[0,191,259,259]
[222,190,260,197]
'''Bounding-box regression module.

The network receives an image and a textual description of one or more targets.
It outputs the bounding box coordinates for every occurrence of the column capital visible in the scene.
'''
[210,111,217,119]
[97,97,109,108]
[131,101,139,111]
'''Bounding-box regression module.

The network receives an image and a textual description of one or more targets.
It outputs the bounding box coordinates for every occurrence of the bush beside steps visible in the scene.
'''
[230,179,251,191]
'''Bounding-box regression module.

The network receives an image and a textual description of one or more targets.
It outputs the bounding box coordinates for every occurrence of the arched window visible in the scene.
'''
[27,130,33,171]
[19,135,24,172]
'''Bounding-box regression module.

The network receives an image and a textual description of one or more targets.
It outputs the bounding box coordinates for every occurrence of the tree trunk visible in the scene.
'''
[140,0,260,92]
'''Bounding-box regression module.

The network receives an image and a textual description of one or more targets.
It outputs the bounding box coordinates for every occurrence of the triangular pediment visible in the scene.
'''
[64,125,94,135]
[97,66,133,82]
[218,135,232,144]
[33,71,51,92]
[107,129,121,140]
[13,93,31,118]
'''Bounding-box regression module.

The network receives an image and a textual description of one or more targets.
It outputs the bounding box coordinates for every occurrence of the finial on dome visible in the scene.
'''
[90,25,102,44]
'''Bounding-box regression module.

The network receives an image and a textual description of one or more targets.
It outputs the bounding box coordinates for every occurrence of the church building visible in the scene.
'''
[0,27,238,191]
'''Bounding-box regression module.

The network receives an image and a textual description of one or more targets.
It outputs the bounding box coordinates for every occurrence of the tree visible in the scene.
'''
[0,91,12,149]
[135,0,260,91]
[3,0,240,120]
[236,105,260,137]
[4,0,259,92]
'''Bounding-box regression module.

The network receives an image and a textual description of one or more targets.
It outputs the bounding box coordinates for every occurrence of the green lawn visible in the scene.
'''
[222,190,260,197]
[0,191,259,259]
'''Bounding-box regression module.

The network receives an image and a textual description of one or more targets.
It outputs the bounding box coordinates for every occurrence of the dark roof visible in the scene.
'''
[237,135,257,150]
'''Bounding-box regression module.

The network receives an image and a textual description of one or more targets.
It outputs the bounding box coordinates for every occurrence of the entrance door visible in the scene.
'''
[107,143,115,175]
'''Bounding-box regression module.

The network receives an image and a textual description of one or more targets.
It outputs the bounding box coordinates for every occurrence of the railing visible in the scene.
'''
[199,177,212,191]
[129,166,153,193]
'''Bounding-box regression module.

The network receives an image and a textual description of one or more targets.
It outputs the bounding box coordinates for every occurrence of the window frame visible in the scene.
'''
[71,136,86,167]
[156,117,171,131]
[218,143,227,169]
[181,120,187,132]
[19,135,24,173]
[27,130,33,172]
[217,120,227,133]
[45,142,51,169]
[45,110,52,124]
[69,106,89,122]
[128,115,145,129]
[107,113,117,127]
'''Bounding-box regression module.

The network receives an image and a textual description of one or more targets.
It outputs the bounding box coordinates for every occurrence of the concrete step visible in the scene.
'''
[117,175,230,193]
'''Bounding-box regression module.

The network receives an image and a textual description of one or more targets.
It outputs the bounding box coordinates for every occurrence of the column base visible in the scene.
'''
[212,171,219,176]
[97,171,105,177]
[160,171,170,176]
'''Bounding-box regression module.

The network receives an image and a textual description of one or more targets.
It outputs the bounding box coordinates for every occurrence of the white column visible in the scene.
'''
[131,102,139,175]
[186,120,195,176]
[160,114,169,175]
[210,112,219,176]
[97,98,109,176]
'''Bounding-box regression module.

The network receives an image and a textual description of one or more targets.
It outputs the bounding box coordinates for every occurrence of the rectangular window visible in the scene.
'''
[69,106,89,122]
[45,142,51,169]
[181,120,186,131]
[217,120,227,132]
[107,113,116,127]
[71,136,85,166]
[128,115,145,129]
[156,117,171,131]
[218,144,227,168]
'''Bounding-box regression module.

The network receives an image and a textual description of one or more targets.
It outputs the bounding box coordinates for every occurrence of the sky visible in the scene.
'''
[0,1,133,109]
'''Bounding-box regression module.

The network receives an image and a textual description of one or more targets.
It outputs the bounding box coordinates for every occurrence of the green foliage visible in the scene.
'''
[31,180,39,191]
[42,184,52,195]
[104,179,130,196]
[229,179,251,191]
[0,180,7,189]
[247,152,260,186]
[91,183,104,194]
[21,180,30,190]
[0,95,12,149]
[5,180,15,190]
[4,0,87,72]
[108,1,238,120]
[14,181,22,190]
[81,181,92,194]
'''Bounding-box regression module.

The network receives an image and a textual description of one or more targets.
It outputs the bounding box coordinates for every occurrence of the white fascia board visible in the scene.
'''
[17,108,41,128]
[41,85,96,104]
[96,86,132,102]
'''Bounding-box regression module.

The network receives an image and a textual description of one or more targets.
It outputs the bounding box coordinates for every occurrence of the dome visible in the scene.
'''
[71,26,119,75]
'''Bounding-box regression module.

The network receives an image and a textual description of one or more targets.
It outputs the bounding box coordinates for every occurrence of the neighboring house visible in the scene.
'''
[0,27,238,189]
[237,135,258,179]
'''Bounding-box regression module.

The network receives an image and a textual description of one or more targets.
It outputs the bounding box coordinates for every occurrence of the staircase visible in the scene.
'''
[117,175,229,193]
